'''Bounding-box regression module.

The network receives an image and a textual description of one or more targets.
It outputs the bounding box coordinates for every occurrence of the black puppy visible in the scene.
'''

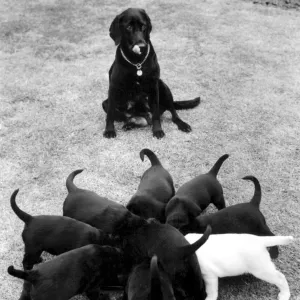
[126,149,175,222]
[117,216,211,300]
[124,255,175,300]
[8,245,123,300]
[193,176,279,258]
[10,189,117,300]
[103,8,200,138]
[63,169,129,233]
[10,189,116,269]
[165,154,229,233]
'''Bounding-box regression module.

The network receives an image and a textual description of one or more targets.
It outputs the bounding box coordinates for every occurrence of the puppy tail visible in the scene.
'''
[208,154,229,177]
[178,225,211,259]
[7,266,32,282]
[242,176,261,207]
[140,149,161,166]
[173,97,200,110]
[262,236,294,248]
[150,255,163,300]
[10,189,32,224]
[66,169,84,193]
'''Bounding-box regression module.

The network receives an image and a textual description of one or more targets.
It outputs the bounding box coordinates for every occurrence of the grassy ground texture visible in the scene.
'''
[1,0,299,299]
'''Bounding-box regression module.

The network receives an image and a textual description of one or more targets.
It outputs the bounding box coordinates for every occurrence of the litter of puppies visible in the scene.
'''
[7,148,294,300]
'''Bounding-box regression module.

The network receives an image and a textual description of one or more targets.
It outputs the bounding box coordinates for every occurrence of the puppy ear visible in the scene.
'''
[109,14,122,45]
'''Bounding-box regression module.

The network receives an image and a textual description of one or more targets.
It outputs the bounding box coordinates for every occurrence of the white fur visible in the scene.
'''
[185,233,293,300]
[132,45,141,54]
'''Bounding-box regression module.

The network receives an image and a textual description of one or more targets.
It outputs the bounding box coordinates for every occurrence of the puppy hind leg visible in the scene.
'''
[251,262,290,300]
[202,275,219,300]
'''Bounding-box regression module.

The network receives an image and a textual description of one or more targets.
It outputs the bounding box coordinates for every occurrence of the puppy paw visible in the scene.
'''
[177,121,192,132]
[103,129,117,138]
[153,130,165,139]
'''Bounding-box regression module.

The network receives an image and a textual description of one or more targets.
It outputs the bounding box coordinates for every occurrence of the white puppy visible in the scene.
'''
[185,233,293,300]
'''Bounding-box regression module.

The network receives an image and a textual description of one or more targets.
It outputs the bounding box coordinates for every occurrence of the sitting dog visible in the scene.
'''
[117,216,212,300]
[192,175,279,258]
[8,245,123,300]
[124,255,175,300]
[165,154,229,233]
[126,148,175,222]
[185,233,293,300]
[103,8,200,139]
[63,169,129,233]
[10,189,118,300]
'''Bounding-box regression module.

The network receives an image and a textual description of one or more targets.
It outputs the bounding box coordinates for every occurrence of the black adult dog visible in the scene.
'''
[102,8,200,138]
[126,149,175,222]
[124,255,175,300]
[165,154,228,233]
[63,169,129,233]
[8,245,123,300]
[192,176,279,258]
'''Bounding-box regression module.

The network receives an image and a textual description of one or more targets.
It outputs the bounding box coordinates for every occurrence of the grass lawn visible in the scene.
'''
[1,0,299,299]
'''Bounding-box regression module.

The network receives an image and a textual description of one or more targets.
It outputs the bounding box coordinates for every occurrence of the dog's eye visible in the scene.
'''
[126,25,132,31]
[141,25,146,31]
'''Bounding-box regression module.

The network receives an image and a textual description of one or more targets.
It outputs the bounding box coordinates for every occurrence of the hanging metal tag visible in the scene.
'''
[136,64,142,76]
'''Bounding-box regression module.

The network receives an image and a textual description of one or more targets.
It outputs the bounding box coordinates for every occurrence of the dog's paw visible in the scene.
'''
[103,129,117,138]
[153,130,165,139]
[178,121,192,132]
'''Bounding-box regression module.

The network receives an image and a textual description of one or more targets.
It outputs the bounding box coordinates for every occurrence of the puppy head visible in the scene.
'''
[165,197,202,233]
[127,194,165,222]
[165,212,190,232]
[97,230,122,247]
[114,209,147,235]
[109,8,152,54]
[98,246,124,268]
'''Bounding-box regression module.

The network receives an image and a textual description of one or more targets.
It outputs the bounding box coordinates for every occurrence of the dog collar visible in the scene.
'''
[120,44,150,76]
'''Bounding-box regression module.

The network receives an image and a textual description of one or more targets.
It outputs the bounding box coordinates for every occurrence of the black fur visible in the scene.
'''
[103,8,200,138]
[126,149,175,222]
[165,154,229,233]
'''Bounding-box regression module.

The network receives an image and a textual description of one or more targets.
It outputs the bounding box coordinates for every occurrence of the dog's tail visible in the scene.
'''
[150,255,163,300]
[7,266,32,282]
[177,225,211,259]
[140,149,161,166]
[261,236,294,248]
[10,189,32,224]
[208,154,229,177]
[173,97,200,110]
[242,175,261,207]
[66,169,84,193]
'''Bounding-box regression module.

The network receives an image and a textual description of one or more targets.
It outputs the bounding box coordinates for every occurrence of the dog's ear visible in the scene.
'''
[141,9,152,39]
[109,14,123,45]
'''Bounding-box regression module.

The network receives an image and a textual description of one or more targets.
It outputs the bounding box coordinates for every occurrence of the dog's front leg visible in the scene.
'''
[150,82,165,139]
[103,87,118,138]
